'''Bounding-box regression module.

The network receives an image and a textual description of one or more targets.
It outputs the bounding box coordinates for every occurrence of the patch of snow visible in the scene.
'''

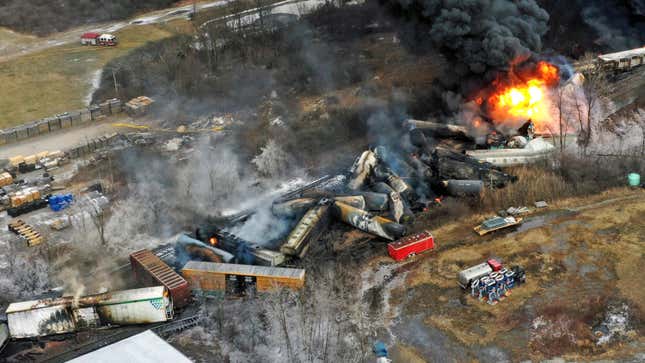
[164,138,183,151]
[270,116,285,127]
[595,303,630,345]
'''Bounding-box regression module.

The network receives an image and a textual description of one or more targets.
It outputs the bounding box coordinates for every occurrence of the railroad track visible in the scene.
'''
[92,243,176,276]
[152,315,202,337]
[40,315,201,362]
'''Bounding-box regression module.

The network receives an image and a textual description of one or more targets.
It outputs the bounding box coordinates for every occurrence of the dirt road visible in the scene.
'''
[0,121,120,159]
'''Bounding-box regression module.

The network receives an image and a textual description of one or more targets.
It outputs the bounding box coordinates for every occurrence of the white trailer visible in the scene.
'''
[95,286,173,325]
[458,262,493,289]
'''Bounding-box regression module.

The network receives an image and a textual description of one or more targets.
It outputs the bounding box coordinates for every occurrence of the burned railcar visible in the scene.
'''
[5,286,173,339]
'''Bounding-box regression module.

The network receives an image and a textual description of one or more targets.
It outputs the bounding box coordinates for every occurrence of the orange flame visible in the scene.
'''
[486,61,560,132]
[209,237,218,246]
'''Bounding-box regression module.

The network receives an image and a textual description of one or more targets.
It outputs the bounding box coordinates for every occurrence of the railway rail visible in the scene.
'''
[40,315,201,362]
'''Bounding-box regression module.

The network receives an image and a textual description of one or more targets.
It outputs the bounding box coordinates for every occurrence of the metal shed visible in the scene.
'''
[68,330,191,363]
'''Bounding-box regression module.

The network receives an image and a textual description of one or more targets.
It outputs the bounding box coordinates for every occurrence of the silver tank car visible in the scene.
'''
[271,197,318,218]
[333,195,366,210]
[348,150,377,190]
[331,201,406,241]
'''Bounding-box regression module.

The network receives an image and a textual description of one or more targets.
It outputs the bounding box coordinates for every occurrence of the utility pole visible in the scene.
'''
[190,0,197,23]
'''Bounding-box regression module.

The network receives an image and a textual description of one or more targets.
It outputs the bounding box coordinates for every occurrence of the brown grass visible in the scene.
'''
[480,165,573,211]
[388,191,645,359]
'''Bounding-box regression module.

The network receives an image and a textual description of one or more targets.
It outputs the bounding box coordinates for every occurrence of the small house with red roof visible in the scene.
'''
[80,32,100,45]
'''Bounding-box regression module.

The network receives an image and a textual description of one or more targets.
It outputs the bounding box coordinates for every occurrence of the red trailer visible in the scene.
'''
[129,249,191,308]
[387,230,435,261]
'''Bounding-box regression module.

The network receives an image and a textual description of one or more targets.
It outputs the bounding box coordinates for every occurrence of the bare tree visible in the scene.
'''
[574,53,610,155]
[554,85,572,152]
[90,203,107,246]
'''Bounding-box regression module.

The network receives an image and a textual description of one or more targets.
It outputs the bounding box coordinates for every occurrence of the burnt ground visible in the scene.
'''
[364,189,645,362]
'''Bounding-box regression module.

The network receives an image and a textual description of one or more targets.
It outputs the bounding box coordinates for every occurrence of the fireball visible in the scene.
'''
[486,61,560,132]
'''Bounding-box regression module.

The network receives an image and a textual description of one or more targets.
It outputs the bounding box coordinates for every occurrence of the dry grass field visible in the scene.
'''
[0,24,176,128]
[0,0,277,129]
[385,188,645,361]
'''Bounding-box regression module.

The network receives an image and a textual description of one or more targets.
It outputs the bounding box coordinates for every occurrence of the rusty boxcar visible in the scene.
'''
[130,249,191,308]
[182,261,305,295]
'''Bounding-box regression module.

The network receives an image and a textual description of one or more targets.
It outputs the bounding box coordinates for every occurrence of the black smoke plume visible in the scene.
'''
[386,0,550,113]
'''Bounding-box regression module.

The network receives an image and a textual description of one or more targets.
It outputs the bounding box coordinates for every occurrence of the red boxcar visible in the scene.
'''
[388,230,435,261]
[129,249,191,308]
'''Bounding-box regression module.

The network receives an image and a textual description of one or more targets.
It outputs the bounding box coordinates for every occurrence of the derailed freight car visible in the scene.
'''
[130,249,191,308]
[182,261,305,295]
[279,199,331,258]
[5,286,172,339]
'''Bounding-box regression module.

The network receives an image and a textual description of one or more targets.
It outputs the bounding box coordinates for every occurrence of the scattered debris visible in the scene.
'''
[534,200,548,208]
[49,217,71,231]
[506,206,530,216]
[593,303,631,345]
[164,138,183,151]
[125,96,154,117]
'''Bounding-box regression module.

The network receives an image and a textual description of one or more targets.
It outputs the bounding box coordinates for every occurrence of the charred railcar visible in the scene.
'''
[5,286,172,339]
